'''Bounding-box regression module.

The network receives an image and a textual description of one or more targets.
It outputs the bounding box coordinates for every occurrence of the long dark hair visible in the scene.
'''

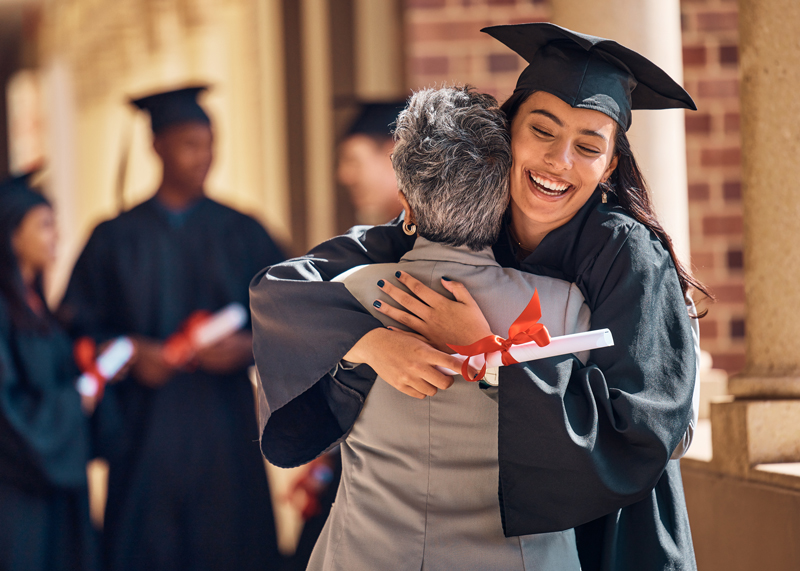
[501,89,714,311]
[0,213,50,332]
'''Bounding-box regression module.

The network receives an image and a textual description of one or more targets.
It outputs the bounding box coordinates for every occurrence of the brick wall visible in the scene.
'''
[403,0,745,374]
[681,0,744,374]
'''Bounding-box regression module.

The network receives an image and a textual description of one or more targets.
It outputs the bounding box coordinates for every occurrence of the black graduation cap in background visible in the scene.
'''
[482,23,696,131]
[130,86,211,135]
[345,101,408,140]
[0,170,49,233]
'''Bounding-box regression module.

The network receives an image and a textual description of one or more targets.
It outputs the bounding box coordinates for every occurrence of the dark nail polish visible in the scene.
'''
[395,271,402,278]
[442,276,451,281]
[373,300,382,308]
[377,280,385,288]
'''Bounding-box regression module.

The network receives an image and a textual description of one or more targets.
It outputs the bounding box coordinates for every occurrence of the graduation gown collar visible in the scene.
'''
[497,191,630,283]
[400,237,499,268]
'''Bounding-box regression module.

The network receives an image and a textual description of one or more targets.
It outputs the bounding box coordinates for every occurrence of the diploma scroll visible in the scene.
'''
[162,303,249,367]
[438,328,614,386]
[76,336,135,398]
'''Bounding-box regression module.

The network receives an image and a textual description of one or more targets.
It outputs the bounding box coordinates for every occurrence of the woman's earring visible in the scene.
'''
[600,181,609,204]
[601,190,608,204]
[403,221,417,236]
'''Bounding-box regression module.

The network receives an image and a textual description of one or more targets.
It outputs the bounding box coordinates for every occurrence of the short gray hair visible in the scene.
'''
[392,86,511,251]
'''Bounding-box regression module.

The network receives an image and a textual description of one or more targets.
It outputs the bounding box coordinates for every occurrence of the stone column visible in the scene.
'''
[712,0,800,474]
[551,0,691,265]
[731,0,800,399]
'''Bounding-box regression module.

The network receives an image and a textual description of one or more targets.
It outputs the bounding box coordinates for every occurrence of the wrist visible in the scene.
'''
[343,328,391,365]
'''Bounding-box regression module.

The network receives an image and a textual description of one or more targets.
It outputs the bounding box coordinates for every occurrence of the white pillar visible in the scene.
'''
[301,0,336,248]
[551,0,691,265]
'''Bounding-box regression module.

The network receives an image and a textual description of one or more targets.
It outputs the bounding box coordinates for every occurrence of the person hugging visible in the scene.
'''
[301,85,588,571]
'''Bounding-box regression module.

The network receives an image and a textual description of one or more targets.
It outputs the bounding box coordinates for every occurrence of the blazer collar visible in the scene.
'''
[400,237,499,268]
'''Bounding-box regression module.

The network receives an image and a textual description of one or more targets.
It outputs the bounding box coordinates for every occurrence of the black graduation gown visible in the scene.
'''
[58,197,284,571]
[250,194,697,571]
[0,297,98,571]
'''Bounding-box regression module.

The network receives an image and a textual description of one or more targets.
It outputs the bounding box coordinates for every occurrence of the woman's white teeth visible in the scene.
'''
[529,173,569,195]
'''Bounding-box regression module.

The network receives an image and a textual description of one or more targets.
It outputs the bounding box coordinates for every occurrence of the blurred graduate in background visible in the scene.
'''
[0,172,99,571]
[57,87,285,571]
[280,99,408,571]
[337,101,406,225]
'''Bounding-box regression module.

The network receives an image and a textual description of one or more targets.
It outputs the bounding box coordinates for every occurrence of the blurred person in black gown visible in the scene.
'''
[0,172,99,571]
[337,101,406,225]
[57,87,285,571]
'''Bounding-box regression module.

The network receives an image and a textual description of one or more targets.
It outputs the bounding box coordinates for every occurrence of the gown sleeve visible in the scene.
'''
[250,219,414,467]
[57,222,119,341]
[0,300,90,491]
[496,222,696,537]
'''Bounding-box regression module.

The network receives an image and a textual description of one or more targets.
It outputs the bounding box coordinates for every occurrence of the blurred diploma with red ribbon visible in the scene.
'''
[161,303,249,368]
[444,289,614,385]
[74,336,135,398]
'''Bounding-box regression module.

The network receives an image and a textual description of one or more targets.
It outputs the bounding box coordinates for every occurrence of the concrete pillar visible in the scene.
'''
[550,0,690,265]
[729,0,800,399]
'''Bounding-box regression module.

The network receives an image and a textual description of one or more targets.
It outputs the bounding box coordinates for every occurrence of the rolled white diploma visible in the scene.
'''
[437,328,614,386]
[76,336,135,397]
[191,303,249,348]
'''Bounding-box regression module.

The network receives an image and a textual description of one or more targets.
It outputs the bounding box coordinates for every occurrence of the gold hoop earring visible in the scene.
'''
[403,221,417,236]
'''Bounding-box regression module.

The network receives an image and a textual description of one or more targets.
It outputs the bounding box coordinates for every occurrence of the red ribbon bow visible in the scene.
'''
[74,337,107,399]
[447,289,551,382]
[162,311,212,368]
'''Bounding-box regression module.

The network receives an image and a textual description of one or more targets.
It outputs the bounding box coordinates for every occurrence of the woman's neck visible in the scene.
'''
[18,261,36,289]
[508,207,550,253]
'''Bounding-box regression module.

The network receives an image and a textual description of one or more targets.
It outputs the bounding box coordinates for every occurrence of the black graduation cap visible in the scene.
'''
[0,170,49,233]
[345,101,408,139]
[482,23,696,131]
[130,86,211,135]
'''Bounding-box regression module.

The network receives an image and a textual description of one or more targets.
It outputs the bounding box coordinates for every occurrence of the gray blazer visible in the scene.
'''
[308,238,588,571]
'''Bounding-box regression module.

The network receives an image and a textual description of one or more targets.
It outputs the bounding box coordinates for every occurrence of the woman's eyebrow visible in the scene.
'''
[530,109,608,142]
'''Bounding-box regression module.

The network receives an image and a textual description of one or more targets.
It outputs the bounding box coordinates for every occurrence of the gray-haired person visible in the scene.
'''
[307,86,589,570]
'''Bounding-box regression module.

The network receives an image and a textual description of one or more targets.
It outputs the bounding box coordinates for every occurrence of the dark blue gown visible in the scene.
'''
[59,196,284,571]
[250,193,698,571]
[0,297,98,571]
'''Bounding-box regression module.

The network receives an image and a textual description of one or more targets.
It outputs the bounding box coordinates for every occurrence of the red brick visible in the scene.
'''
[488,53,520,73]
[696,11,738,31]
[406,0,446,8]
[698,79,739,98]
[702,214,743,236]
[683,45,707,67]
[723,180,741,201]
[711,283,746,303]
[691,251,715,269]
[488,0,516,4]
[681,13,690,33]
[719,45,738,66]
[700,319,719,341]
[701,147,741,167]
[726,248,744,269]
[730,317,746,338]
[411,56,449,76]
[724,112,740,133]
[710,352,746,375]
[685,112,712,134]
[409,21,489,42]
[688,182,710,201]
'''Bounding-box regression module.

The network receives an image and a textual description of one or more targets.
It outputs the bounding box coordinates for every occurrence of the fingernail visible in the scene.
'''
[377,280,385,288]
[395,271,402,278]
[373,300,382,308]
[442,276,451,281]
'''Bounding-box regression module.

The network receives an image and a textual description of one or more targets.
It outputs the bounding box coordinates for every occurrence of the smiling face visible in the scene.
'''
[508,91,619,248]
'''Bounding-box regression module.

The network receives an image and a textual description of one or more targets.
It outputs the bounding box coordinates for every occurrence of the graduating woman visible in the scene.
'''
[0,173,98,571]
[251,23,709,571]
